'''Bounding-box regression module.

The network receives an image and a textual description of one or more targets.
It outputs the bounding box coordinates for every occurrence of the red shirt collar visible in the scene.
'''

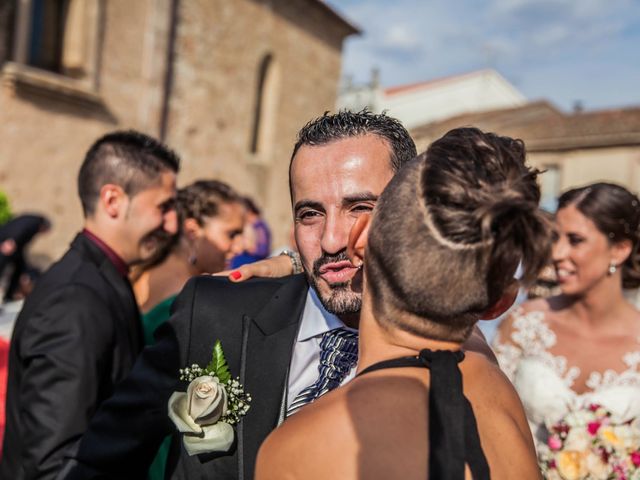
[82,228,129,277]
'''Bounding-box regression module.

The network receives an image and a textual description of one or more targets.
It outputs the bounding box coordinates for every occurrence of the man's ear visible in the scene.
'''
[480,282,519,320]
[99,184,127,218]
[347,214,371,267]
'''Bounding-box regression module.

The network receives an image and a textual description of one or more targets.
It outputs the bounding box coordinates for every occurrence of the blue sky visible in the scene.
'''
[327,0,640,112]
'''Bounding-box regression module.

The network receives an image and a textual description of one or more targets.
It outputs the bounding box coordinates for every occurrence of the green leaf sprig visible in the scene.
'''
[205,340,231,383]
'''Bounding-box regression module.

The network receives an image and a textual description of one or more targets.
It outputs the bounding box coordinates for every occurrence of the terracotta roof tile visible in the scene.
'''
[411,102,640,151]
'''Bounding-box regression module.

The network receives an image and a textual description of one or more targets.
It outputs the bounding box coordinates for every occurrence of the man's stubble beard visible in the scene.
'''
[305,251,362,316]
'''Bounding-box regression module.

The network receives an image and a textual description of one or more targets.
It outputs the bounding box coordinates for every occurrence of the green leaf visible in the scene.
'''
[205,340,231,383]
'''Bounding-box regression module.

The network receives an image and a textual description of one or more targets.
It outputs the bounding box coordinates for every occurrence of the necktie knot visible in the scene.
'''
[287,328,359,416]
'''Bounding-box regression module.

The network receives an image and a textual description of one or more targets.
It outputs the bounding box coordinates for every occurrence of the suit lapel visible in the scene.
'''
[240,274,308,480]
[72,235,142,353]
[99,259,142,352]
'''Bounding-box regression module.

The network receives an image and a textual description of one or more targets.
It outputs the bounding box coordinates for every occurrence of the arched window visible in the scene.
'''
[250,53,280,158]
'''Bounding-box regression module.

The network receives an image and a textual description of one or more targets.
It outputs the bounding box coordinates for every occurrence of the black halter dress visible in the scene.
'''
[357,349,491,480]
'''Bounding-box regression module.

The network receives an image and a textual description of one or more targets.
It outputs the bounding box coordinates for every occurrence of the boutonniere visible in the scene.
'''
[168,340,251,455]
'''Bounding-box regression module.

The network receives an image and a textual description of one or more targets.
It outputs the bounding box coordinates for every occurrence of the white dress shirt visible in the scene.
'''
[286,288,358,409]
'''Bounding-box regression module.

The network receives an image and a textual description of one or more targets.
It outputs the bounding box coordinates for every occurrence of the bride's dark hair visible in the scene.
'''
[558,183,640,289]
[365,127,553,342]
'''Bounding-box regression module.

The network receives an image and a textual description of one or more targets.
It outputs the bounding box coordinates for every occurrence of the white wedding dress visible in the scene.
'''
[493,308,640,449]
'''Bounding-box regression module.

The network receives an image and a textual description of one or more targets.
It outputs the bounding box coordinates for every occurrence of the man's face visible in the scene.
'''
[122,171,177,265]
[291,134,394,317]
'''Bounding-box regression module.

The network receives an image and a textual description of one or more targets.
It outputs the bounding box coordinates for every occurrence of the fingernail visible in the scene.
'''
[230,271,242,280]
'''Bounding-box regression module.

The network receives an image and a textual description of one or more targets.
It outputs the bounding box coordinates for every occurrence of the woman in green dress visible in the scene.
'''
[131,179,245,480]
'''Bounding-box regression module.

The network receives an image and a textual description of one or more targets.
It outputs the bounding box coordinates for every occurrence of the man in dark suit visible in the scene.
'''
[63,112,491,479]
[1,131,180,480]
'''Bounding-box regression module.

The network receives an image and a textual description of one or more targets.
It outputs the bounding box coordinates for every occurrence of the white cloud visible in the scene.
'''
[330,0,640,109]
[382,24,421,50]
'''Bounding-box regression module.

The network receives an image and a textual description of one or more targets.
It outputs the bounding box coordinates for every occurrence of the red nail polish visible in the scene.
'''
[230,271,242,280]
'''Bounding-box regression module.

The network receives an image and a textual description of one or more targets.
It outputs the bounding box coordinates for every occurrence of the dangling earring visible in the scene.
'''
[188,247,197,266]
[608,262,617,275]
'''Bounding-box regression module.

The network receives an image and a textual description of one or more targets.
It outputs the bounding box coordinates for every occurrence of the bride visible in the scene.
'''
[494,182,640,449]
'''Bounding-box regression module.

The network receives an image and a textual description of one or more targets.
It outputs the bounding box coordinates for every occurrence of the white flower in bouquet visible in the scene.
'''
[565,409,596,428]
[583,451,609,480]
[564,428,592,452]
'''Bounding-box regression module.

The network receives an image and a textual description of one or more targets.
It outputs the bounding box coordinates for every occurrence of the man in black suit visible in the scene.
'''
[63,112,491,479]
[1,131,180,480]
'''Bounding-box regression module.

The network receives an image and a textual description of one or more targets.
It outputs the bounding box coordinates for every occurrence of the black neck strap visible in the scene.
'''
[358,349,490,480]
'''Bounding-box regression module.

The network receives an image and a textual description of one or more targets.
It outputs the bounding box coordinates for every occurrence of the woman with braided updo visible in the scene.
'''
[256,127,553,479]
[494,183,640,454]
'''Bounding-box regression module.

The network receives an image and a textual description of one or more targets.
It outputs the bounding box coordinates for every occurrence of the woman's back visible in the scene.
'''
[256,352,540,480]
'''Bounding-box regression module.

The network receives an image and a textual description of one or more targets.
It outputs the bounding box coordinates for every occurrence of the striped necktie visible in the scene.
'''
[287,328,358,417]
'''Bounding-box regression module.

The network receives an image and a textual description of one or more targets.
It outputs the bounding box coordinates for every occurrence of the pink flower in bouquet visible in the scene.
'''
[548,435,563,451]
[613,464,627,480]
[589,404,600,412]
[631,451,640,467]
[588,421,602,436]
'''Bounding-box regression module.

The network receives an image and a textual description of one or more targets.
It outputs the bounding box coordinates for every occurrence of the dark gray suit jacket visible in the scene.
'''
[63,273,308,480]
[1,234,142,480]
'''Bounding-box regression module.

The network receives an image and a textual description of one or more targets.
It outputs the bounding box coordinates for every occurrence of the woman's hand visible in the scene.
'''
[214,254,296,282]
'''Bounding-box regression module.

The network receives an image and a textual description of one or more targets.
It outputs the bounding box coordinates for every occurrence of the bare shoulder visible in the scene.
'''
[462,351,518,399]
[462,352,541,479]
[462,352,533,441]
[257,372,430,480]
[256,387,357,480]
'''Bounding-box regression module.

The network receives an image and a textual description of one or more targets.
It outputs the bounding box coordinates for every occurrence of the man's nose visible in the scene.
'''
[163,209,178,235]
[320,214,350,255]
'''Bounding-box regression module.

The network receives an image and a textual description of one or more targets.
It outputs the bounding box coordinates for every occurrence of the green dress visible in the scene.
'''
[141,295,177,480]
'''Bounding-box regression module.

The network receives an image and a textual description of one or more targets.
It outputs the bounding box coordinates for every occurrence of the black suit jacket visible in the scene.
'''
[63,273,309,480]
[0,234,142,480]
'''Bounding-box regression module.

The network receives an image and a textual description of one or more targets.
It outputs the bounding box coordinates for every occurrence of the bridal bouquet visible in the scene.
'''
[539,404,640,480]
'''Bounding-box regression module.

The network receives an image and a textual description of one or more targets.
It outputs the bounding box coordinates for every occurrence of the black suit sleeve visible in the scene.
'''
[61,277,198,480]
[16,284,116,479]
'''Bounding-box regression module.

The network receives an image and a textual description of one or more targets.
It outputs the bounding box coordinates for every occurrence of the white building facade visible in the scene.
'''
[338,69,526,129]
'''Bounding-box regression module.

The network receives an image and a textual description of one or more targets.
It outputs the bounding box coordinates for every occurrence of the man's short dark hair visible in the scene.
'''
[289,110,417,193]
[78,130,180,217]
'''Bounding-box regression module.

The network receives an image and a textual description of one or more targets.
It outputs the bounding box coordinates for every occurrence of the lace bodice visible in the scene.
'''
[494,309,640,447]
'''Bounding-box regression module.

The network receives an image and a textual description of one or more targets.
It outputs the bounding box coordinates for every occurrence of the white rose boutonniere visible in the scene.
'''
[168,340,251,456]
